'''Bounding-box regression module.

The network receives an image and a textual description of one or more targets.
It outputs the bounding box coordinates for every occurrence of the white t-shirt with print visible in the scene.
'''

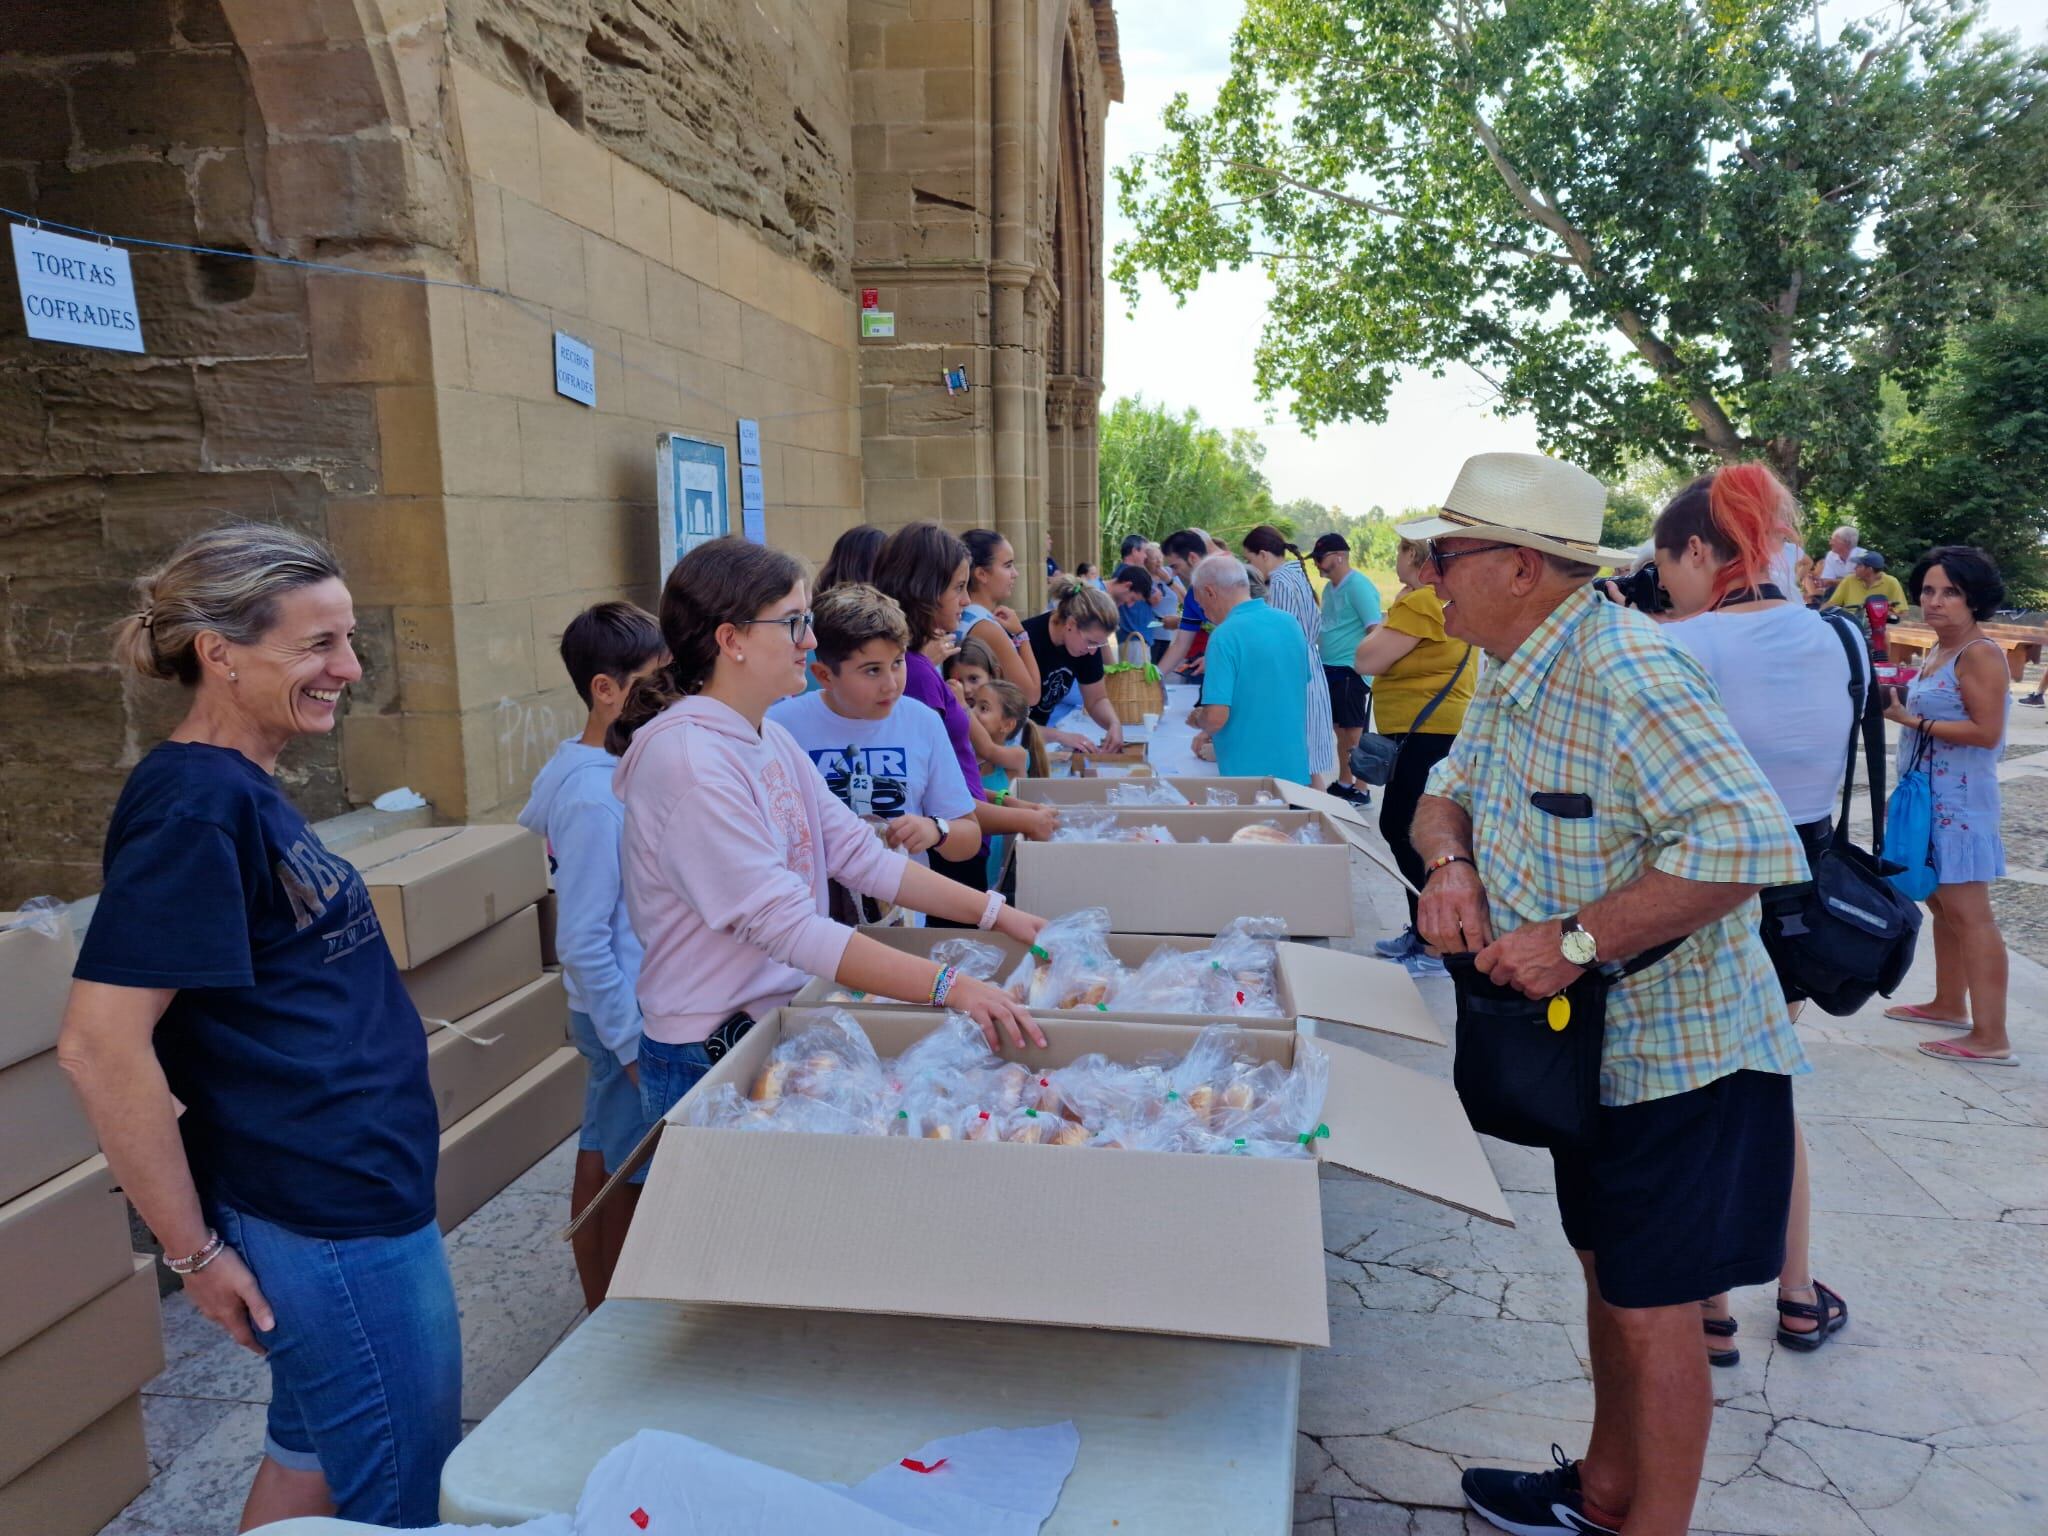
[766,690,976,867]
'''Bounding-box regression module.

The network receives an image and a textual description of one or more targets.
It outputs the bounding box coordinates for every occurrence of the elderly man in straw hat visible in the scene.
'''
[1402,454,1809,1536]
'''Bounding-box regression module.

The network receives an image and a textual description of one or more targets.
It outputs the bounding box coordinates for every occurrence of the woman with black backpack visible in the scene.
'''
[1630,464,1867,1366]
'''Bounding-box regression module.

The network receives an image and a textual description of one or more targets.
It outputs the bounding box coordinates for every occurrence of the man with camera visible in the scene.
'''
[1401,453,1809,1536]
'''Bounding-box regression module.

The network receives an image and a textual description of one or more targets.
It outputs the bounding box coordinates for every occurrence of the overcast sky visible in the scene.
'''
[1101,0,2048,518]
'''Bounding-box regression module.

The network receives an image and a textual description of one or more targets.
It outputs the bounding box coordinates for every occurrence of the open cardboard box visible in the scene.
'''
[599,1007,1510,1348]
[1015,775,1370,829]
[1015,808,1370,938]
[347,824,548,969]
[0,909,79,1072]
[792,926,1441,1045]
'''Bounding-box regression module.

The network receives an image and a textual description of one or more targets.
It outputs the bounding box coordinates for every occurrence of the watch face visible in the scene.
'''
[1562,928,1598,966]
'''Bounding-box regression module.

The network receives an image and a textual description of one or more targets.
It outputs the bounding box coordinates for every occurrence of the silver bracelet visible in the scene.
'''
[165,1228,226,1275]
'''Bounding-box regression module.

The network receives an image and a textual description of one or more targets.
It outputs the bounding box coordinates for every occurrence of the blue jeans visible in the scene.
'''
[212,1203,461,1527]
[637,1033,716,1128]
[569,1009,654,1181]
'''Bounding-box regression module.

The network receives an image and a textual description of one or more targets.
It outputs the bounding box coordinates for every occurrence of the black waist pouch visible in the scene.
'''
[1445,939,1682,1150]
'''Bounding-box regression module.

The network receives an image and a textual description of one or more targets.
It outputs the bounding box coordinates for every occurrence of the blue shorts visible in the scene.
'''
[569,1009,654,1183]
[210,1203,460,1526]
[637,1033,717,1130]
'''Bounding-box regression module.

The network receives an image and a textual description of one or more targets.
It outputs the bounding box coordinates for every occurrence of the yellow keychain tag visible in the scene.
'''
[1547,994,1571,1032]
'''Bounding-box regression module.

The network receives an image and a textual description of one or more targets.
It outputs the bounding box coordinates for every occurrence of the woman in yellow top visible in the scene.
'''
[1354,538,1478,967]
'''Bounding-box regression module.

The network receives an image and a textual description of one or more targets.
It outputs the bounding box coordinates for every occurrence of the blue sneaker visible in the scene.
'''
[1403,951,1448,979]
[1374,926,1421,960]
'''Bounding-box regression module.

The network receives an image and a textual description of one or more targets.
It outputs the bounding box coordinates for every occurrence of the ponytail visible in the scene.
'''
[1653,462,1798,605]
[1022,718,1050,778]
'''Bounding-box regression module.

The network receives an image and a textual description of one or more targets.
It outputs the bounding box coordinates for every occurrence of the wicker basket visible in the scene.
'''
[1102,663,1165,725]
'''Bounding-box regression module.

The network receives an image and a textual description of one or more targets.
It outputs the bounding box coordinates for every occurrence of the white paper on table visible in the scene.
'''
[836,1421,1082,1536]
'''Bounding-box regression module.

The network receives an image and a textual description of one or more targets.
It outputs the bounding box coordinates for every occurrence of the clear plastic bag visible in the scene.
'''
[1228,820,1294,846]
[1108,779,1190,806]
[1004,906,1115,1009]
[1126,823,1177,845]
[1195,914,1287,1015]
[1202,787,1240,807]
[1292,821,1329,845]
[929,937,1004,980]
[1105,943,1209,1014]
[889,1010,1005,1092]
[1049,807,1123,843]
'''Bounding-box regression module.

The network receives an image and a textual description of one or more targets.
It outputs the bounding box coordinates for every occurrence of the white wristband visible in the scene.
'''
[977,890,1007,930]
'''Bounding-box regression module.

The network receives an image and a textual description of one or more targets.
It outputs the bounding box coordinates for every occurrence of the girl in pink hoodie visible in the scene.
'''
[610,537,1050,1125]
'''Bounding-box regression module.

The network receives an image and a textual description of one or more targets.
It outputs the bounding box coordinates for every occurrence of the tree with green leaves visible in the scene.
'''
[1098,396,1279,563]
[1114,0,2048,507]
[1861,297,2048,603]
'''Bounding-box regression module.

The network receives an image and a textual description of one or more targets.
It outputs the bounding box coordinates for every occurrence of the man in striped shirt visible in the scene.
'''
[1402,454,1808,1536]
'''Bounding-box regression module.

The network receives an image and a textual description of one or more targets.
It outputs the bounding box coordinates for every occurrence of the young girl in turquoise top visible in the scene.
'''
[971,680,1047,886]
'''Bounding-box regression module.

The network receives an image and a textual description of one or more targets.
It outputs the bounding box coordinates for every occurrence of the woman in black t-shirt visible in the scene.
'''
[1024,577,1126,754]
[61,527,458,1529]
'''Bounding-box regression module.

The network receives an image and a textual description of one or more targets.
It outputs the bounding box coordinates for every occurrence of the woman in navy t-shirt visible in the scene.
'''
[60,526,457,1530]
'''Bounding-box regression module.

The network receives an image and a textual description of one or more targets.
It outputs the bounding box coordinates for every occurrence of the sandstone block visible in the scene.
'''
[392,603,461,712]
[915,433,980,479]
[71,50,247,153]
[501,194,588,315]
[36,160,197,244]
[345,603,401,714]
[862,475,940,521]
[308,274,433,385]
[939,474,986,523]
[517,400,597,500]
[922,70,975,122]
[669,193,724,291]
[266,137,424,248]
[472,182,509,289]
[0,75,73,162]
[452,61,542,203]
[885,124,977,172]
[853,70,924,124]
[562,502,658,592]
[469,499,568,602]
[451,599,540,709]
[196,360,379,477]
[459,288,554,403]
[240,40,390,137]
[582,236,650,336]
[612,161,672,265]
[849,22,885,69]
[621,334,682,422]
[883,20,972,70]
[375,385,443,497]
[590,414,661,505]
[11,0,172,53]
[646,264,703,352]
[0,669,126,770]
[695,290,744,368]
[434,388,524,498]
[326,496,452,607]
[173,0,236,46]
[862,436,914,480]
[99,469,325,563]
[340,709,408,806]
[41,364,205,475]
[537,111,616,237]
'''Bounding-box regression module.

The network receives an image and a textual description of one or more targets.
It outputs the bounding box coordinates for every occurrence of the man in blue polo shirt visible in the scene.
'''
[1192,554,1311,781]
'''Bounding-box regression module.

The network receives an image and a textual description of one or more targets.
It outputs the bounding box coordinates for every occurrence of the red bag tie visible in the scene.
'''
[899,1457,949,1474]
[629,1509,650,1529]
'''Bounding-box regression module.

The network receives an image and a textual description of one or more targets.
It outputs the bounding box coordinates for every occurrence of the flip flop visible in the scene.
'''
[1884,1004,1972,1030]
[1917,1040,2021,1068]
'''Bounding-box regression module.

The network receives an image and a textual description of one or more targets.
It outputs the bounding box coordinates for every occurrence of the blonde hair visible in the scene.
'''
[114,523,344,686]
[1047,573,1117,631]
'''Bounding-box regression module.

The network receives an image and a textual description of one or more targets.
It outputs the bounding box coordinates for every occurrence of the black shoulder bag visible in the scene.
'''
[1445,937,1683,1151]
[1349,645,1472,786]
[1756,612,1923,1014]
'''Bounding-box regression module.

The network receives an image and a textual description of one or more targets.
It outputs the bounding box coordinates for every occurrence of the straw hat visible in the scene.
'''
[1397,453,1634,568]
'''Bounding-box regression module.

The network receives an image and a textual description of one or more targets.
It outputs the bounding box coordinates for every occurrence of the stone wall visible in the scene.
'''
[0,0,368,902]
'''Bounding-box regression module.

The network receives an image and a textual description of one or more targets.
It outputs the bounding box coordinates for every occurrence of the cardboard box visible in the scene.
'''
[436,1046,585,1232]
[403,904,544,1030]
[348,825,549,969]
[426,972,570,1131]
[1074,745,1151,777]
[1015,775,1370,829]
[0,1156,135,1356]
[0,1255,162,1485]
[0,909,79,1072]
[794,927,1442,1045]
[0,1395,150,1536]
[603,1008,1510,1349]
[537,887,560,968]
[1015,809,1367,938]
[0,1050,97,1207]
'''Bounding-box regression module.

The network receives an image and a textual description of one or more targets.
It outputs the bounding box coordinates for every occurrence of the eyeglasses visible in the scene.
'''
[1423,540,1517,571]
[738,611,815,644]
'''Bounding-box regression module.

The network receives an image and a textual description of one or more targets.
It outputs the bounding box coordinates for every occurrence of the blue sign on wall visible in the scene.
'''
[657,432,730,571]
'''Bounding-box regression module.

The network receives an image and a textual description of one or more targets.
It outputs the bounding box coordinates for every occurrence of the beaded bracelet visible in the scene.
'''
[929,964,961,1008]
[165,1229,226,1276]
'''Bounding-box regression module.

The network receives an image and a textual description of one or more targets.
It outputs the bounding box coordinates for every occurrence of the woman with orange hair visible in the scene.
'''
[1648,462,1862,1365]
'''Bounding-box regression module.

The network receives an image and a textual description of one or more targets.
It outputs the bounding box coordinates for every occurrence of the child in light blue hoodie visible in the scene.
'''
[517,601,666,1309]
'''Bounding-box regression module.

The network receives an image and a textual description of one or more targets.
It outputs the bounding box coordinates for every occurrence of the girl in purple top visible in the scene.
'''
[874,524,1057,915]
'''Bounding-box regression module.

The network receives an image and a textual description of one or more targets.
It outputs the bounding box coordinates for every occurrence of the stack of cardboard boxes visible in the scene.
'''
[0,911,162,1536]
[347,826,588,1230]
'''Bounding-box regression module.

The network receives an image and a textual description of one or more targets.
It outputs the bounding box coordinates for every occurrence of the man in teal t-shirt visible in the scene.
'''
[1192,555,1311,781]
[1312,533,1383,801]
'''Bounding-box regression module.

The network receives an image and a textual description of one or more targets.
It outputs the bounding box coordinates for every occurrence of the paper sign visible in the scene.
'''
[860,287,880,311]
[740,463,765,512]
[553,331,596,406]
[860,310,895,339]
[736,418,761,466]
[10,223,144,353]
[742,505,766,544]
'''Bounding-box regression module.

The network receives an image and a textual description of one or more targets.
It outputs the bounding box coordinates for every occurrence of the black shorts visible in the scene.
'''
[1553,1069,1794,1309]
[1324,665,1369,729]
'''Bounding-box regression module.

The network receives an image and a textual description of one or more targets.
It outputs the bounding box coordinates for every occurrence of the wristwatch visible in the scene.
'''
[932,816,951,845]
[1560,915,1599,968]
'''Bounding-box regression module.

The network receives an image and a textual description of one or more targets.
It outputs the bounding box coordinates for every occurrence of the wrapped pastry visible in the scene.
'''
[1048,1121,1091,1147]
[1230,821,1293,846]
[749,1061,789,1104]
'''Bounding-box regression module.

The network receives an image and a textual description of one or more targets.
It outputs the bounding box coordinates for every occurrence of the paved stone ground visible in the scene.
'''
[104,683,2048,1535]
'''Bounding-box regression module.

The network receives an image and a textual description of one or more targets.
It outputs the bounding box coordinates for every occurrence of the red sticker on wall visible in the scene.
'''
[860,287,880,310]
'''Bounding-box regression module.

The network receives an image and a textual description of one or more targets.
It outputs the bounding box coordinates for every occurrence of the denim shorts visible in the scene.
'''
[211,1203,461,1525]
[637,1033,717,1129]
[569,1009,655,1182]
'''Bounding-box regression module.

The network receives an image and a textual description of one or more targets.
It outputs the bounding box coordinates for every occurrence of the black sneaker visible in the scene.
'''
[1463,1445,1619,1536]
[1328,780,1372,807]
